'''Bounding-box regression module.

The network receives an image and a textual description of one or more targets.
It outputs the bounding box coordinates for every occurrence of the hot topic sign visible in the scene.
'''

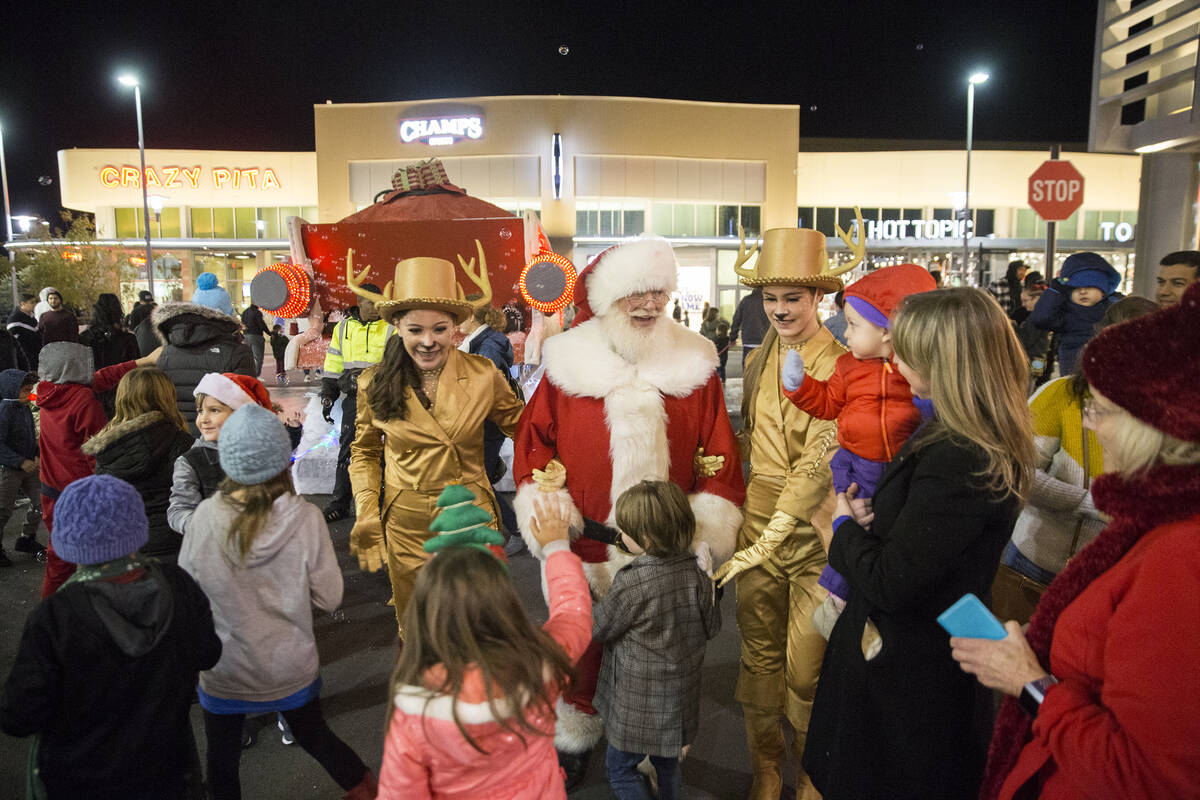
[1028,160,1085,222]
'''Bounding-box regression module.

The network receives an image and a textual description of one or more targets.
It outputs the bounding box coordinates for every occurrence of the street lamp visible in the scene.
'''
[0,121,17,305]
[963,71,989,281]
[117,73,154,297]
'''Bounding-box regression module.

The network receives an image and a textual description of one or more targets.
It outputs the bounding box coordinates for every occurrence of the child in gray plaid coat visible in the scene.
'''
[593,480,722,800]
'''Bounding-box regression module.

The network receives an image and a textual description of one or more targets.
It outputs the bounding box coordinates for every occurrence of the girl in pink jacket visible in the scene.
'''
[377,494,591,800]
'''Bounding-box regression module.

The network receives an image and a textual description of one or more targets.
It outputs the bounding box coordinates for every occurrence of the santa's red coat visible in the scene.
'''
[513,317,745,583]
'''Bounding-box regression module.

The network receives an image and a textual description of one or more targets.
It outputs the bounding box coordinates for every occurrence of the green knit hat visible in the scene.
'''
[423,484,505,556]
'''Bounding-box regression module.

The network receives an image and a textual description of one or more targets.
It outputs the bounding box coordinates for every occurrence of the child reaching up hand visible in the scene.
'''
[378,488,591,800]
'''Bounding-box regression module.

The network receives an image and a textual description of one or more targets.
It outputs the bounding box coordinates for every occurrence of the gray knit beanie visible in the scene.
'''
[53,475,149,564]
[218,404,294,485]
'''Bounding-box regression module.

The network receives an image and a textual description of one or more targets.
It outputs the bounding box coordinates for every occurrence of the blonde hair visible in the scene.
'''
[106,367,188,433]
[613,480,695,557]
[1096,401,1200,475]
[891,288,1036,500]
[219,470,295,561]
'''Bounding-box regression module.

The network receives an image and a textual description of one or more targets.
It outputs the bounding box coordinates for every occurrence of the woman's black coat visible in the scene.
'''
[803,432,1019,800]
[82,411,196,561]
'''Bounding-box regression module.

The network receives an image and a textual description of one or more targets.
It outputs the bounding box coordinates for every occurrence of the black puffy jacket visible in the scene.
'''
[151,302,256,428]
[82,411,195,560]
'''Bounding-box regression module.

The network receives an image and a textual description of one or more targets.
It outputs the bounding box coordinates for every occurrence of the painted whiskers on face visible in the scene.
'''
[761,286,823,343]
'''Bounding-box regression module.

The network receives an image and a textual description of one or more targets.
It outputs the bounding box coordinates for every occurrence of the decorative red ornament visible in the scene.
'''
[519,250,576,313]
[255,262,312,319]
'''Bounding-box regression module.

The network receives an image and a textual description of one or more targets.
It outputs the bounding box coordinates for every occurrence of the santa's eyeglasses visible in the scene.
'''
[621,290,669,307]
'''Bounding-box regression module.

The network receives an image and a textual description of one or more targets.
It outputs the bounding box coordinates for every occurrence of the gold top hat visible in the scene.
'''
[735,207,866,293]
[345,240,491,324]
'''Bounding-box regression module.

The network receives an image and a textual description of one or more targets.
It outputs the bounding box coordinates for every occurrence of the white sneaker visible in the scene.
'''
[278,717,295,746]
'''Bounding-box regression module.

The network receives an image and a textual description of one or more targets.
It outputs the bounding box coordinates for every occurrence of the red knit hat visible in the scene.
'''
[193,372,273,412]
[843,263,938,328]
[1081,281,1200,442]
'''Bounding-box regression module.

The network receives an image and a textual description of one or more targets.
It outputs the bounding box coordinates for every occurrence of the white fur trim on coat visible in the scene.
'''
[689,491,743,565]
[513,483,583,563]
[541,317,717,400]
[585,237,678,317]
[554,696,605,753]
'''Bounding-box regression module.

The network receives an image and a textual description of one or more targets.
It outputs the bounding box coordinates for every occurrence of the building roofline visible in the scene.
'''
[314,94,800,112]
[798,137,1093,153]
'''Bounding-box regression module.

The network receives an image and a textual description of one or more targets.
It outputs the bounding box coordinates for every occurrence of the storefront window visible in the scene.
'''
[623,209,645,235]
[695,204,716,236]
[740,206,761,237]
[212,208,235,239]
[191,208,214,238]
[815,207,836,236]
[115,208,139,238]
[673,204,696,236]
[975,209,995,237]
[257,208,280,240]
[234,208,258,239]
[652,203,674,236]
[718,205,739,236]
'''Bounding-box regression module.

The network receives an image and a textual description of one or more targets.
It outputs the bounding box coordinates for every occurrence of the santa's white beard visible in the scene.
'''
[598,309,670,364]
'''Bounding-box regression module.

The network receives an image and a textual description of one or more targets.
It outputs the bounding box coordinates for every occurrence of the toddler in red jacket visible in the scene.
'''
[781,263,937,602]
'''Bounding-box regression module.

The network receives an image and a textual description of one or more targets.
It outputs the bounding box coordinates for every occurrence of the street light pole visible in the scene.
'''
[0,121,17,306]
[119,75,154,297]
[963,71,988,282]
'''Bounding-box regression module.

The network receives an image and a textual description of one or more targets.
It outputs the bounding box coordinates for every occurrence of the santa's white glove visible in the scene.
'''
[711,509,798,587]
[782,350,806,392]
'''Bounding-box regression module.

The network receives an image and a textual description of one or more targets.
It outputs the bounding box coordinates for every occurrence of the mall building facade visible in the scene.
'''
[54,95,1142,322]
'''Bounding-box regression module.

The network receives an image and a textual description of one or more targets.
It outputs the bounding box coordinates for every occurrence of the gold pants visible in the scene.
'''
[382,485,500,637]
[735,475,828,799]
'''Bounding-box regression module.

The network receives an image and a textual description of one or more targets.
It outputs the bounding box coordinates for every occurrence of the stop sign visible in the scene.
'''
[1028,160,1085,221]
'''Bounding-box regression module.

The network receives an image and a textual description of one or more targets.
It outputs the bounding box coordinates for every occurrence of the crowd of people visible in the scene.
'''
[0,237,1194,800]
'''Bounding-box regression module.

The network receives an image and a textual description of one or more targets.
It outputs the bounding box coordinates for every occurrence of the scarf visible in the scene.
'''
[980,460,1200,800]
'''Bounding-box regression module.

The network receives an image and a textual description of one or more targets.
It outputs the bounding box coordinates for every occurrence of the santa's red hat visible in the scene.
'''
[193,372,273,412]
[571,237,678,326]
[1081,281,1200,442]
[843,263,938,328]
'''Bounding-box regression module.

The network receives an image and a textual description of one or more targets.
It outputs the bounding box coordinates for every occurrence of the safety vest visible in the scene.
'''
[322,317,394,377]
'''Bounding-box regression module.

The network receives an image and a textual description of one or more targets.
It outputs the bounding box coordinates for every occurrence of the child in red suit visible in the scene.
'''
[781,263,937,602]
[36,341,158,596]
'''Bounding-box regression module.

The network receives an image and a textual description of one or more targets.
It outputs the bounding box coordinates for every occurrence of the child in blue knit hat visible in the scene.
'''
[1030,252,1122,375]
[178,404,377,800]
[0,474,221,799]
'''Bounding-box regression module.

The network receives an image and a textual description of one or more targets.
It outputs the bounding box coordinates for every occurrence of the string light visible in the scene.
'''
[519,250,576,313]
[255,262,312,318]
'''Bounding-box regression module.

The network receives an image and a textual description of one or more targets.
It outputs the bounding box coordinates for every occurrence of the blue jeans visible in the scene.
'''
[606,744,681,800]
[1002,541,1058,585]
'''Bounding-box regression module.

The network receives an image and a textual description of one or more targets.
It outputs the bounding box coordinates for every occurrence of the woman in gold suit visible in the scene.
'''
[346,246,524,635]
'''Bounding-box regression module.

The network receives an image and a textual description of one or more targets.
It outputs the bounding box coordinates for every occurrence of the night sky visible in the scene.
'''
[2,0,1099,222]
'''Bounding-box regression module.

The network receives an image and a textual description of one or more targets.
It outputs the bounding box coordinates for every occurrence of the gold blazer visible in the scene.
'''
[349,348,524,519]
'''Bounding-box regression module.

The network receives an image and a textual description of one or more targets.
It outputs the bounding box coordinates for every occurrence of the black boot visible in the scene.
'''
[557,747,592,792]
[14,536,45,556]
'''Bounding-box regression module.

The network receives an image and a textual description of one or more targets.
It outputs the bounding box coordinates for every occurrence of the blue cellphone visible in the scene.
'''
[937,593,1007,640]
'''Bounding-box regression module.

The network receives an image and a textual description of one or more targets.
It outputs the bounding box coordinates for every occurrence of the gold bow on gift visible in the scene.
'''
[391,158,453,193]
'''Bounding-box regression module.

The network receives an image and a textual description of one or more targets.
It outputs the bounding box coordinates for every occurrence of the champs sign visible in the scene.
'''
[398,116,484,146]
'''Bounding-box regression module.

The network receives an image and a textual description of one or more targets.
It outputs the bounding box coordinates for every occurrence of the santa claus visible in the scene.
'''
[513,236,745,786]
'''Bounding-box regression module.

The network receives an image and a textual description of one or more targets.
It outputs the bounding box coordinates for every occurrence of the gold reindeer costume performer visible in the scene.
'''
[712,214,864,799]
[346,245,524,634]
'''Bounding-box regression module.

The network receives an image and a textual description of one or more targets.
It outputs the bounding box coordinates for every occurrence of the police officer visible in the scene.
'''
[320,285,392,522]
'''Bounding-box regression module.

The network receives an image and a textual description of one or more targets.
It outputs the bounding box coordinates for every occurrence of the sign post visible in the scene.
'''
[1028,148,1084,278]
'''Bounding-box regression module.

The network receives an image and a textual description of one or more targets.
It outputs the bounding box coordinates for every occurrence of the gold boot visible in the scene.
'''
[743,704,785,800]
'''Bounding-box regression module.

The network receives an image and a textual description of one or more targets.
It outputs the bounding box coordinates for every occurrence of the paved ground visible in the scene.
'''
[0,354,801,799]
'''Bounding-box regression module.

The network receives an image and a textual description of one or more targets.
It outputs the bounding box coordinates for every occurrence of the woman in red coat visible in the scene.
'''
[953,282,1200,800]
